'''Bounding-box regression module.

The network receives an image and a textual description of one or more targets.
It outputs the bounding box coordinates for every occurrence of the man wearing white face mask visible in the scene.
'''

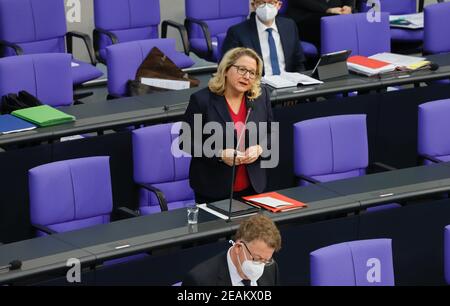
[222,0,305,76]
[183,214,281,286]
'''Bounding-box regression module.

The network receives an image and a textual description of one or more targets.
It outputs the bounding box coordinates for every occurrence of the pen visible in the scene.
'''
[292,87,314,93]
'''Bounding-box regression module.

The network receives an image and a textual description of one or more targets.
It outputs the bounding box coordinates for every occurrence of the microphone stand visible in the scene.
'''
[226,103,253,223]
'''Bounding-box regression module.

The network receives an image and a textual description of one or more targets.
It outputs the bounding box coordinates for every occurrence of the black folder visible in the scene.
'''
[207,199,260,217]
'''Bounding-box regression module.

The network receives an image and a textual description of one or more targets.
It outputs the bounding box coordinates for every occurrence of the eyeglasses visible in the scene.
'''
[242,241,274,266]
[255,1,279,9]
[231,65,258,79]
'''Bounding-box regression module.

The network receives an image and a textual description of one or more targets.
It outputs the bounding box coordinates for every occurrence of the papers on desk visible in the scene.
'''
[243,192,307,213]
[347,53,427,76]
[370,53,426,68]
[141,77,190,90]
[262,72,323,89]
[248,197,294,208]
[389,13,423,29]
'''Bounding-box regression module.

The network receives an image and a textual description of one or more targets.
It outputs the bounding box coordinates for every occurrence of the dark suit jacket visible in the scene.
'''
[182,87,273,201]
[182,252,280,286]
[221,14,305,74]
[287,0,355,24]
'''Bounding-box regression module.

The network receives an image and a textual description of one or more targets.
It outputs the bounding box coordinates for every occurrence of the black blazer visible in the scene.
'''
[287,0,355,24]
[182,87,273,201]
[182,252,280,286]
[221,14,305,74]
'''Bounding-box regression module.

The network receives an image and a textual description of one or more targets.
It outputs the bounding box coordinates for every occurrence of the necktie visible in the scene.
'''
[266,28,281,75]
[242,279,252,286]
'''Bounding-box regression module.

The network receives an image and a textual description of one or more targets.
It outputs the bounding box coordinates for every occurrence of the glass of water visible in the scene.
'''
[187,204,199,225]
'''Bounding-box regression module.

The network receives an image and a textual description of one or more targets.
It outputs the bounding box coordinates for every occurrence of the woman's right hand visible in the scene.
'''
[220,149,243,167]
[326,7,343,15]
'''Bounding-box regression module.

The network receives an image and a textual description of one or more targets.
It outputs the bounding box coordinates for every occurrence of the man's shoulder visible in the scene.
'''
[183,252,228,286]
[276,16,297,30]
[228,18,254,33]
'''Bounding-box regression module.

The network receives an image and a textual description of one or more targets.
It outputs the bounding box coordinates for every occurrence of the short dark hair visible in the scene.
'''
[235,214,281,251]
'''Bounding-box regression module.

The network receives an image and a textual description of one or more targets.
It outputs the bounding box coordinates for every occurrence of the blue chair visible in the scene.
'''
[0,0,102,86]
[29,156,146,264]
[310,239,395,286]
[445,225,450,284]
[293,114,401,212]
[424,1,450,55]
[29,157,115,235]
[321,12,391,56]
[184,0,249,62]
[93,0,192,66]
[418,99,450,164]
[0,53,73,107]
[132,122,195,215]
[422,2,450,85]
[359,0,423,44]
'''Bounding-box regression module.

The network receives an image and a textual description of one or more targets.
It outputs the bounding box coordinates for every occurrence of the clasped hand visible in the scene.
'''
[220,145,263,167]
[327,6,352,15]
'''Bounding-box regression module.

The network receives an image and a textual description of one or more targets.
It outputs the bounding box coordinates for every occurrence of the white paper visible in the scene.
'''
[71,62,80,67]
[389,12,423,29]
[141,77,190,90]
[248,197,293,208]
[370,53,425,67]
[262,72,322,88]
[60,135,84,142]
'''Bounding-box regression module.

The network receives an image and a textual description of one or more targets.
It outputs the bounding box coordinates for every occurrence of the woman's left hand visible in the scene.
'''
[240,145,263,165]
[342,6,352,14]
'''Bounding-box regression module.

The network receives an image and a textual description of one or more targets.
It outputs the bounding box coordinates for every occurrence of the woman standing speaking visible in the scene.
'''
[182,47,274,204]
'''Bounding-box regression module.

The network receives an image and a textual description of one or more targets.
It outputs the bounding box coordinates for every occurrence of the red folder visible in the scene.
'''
[347,55,391,69]
[242,192,307,213]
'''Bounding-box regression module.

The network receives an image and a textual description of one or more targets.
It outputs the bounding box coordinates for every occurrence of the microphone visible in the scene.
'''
[0,260,22,272]
[226,100,255,222]
[429,62,439,71]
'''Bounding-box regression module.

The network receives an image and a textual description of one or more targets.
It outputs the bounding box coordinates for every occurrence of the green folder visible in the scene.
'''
[11,105,75,127]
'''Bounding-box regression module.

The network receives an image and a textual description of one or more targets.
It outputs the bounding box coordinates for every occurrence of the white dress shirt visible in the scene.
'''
[255,16,286,76]
[227,247,257,286]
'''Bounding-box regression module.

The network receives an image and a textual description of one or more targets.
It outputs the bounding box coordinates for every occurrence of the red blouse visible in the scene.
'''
[226,96,250,192]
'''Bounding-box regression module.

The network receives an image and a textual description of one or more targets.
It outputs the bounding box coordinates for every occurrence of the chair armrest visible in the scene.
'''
[161,19,190,55]
[297,174,320,184]
[116,206,140,218]
[93,28,119,64]
[32,224,57,235]
[184,17,213,56]
[138,183,169,212]
[0,40,23,55]
[66,31,97,65]
[418,0,425,12]
[420,154,443,164]
[107,93,121,100]
[369,162,397,172]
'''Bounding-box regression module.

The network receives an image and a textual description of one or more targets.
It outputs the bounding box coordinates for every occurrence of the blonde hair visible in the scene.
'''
[235,214,281,251]
[209,47,263,100]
